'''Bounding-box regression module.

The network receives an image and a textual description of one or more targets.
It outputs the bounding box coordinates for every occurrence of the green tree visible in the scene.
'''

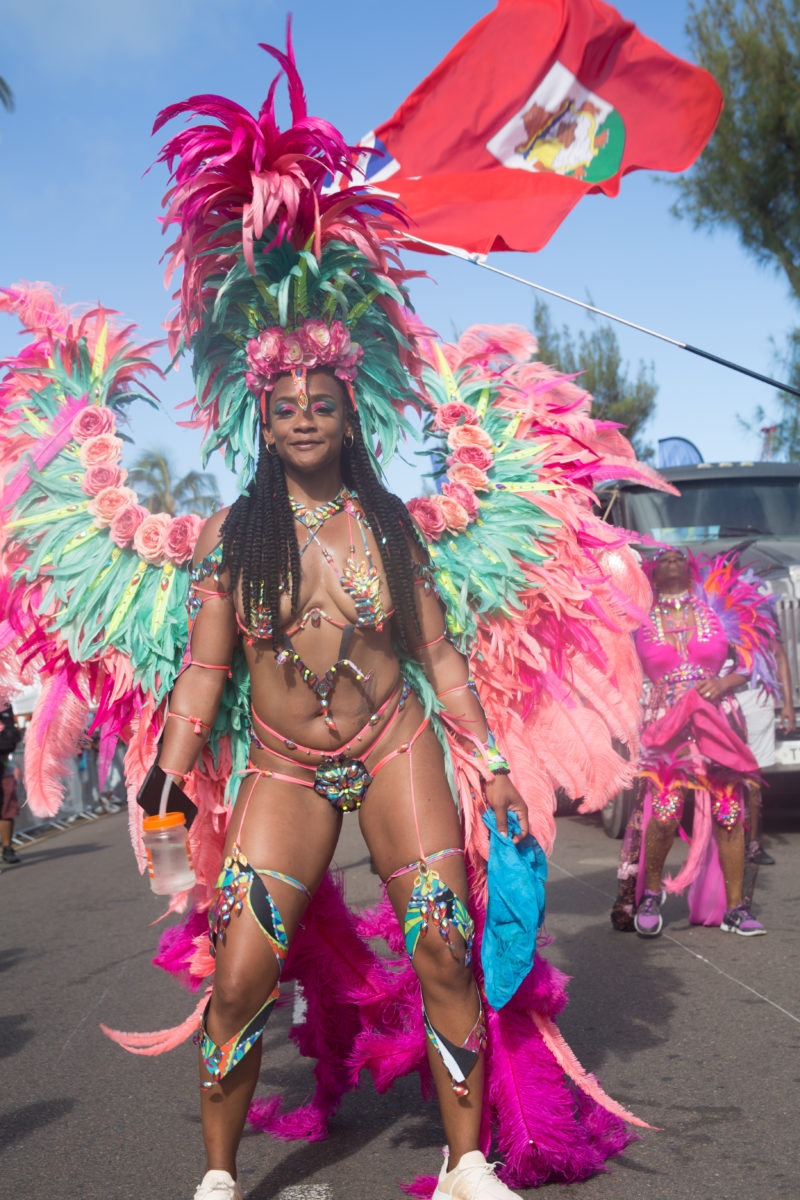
[533,299,658,460]
[673,0,800,301]
[741,331,800,459]
[128,451,221,516]
[0,77,13,112]
[674,1,800,455]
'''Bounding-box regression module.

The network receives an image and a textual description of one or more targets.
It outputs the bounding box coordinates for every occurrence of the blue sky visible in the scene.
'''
[2,0,796,503]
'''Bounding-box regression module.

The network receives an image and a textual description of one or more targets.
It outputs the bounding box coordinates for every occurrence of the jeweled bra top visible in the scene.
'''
[187,487,393,730]
[636,591,729,689]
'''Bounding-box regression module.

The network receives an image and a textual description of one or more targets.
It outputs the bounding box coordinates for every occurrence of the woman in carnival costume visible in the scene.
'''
[0,34,665,1200]
[611,547,776,938]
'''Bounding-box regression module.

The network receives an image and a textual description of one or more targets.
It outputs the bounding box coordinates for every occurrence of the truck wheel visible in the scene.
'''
[601,788,635,839]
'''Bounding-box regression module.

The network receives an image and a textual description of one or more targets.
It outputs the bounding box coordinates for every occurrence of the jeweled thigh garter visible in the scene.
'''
[386,852,486,1096]
[196,844,310,1086]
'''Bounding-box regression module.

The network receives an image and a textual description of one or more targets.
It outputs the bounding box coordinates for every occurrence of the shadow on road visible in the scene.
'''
[243,1074,432,1199]
[6,840,108,867]
[0,1012,35,1061]
[0,1098,77,1152]
[0,947,26,976]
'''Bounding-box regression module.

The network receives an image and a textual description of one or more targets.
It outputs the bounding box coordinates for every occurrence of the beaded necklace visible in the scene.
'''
[656,589,692,611]
[650,590,713,657]
[289,487,348,532]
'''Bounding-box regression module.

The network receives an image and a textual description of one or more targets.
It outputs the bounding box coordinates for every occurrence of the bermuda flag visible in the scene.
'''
[361,0,723,254]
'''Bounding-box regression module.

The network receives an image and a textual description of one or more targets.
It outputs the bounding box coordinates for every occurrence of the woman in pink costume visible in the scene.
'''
[161,363,539,1200]
[611,548,764,937]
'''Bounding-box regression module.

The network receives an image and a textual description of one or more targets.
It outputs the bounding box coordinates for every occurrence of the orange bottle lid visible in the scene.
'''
[142,812,187,831]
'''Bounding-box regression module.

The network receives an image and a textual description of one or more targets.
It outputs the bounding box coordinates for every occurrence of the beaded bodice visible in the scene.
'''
[637,592,729,699]
[186,488,392,730]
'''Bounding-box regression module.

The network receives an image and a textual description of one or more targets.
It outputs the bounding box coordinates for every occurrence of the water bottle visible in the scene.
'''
[142,812,196,894]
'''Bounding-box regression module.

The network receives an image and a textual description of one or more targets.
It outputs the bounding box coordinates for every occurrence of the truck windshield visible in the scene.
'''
[621,477,800,543]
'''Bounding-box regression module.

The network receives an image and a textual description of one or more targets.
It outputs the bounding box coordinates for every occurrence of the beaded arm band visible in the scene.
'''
[436,679,511,776]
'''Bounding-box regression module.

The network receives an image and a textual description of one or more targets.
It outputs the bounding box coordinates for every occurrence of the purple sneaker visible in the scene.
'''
[634,889,665,937]
[720,905,766,936]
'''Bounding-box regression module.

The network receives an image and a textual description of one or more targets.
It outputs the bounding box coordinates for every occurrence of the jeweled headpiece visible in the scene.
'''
[155,25,422,486]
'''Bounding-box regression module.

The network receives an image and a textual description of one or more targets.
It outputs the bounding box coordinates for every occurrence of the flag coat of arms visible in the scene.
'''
[363,0,723,254]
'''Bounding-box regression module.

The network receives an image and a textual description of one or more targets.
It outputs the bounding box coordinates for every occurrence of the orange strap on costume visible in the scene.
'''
[165,712,212,736]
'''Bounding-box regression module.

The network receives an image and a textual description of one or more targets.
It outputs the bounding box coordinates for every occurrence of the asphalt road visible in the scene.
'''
[1,793,798,1200]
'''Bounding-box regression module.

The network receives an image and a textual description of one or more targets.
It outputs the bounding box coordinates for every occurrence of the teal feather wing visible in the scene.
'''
[0,286,229,821]
[406,328,666,856]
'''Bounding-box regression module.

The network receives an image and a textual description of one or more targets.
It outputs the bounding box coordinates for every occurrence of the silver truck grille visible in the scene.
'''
[775,597,800,705]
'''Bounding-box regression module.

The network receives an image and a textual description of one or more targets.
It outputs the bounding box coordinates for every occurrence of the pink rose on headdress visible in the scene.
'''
[133,512,172,565]
[303,320,333,355]
[165,513,205,564]
[326,322,363,379]
[448,444,494,472]
[407,496,448,541]
[334,347,363,382]
[246,329,284,388]
[79,434,123,468]
[281,333,307,367]
[87,485,138,527]
[434,402,479,431]
[448,463,491,491]
[71,406,115,443]
[447,424,494,452]
[109,502,149,548]
[438,494,470,534]
[81,463,126,496]
[247,330,282,369]
[442,480,480,520]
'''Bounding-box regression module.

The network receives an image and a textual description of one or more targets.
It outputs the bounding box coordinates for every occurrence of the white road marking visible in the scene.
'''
[549,857,800,1025]
[276,1187,333,1199]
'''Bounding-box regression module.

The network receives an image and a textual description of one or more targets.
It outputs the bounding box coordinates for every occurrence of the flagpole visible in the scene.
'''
[405,237,800,401]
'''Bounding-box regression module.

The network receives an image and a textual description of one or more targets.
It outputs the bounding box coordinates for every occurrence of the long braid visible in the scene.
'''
[342,412,426,652]
[219,439,300,636]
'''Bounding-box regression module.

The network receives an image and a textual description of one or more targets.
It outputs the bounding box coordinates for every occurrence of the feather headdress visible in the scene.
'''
[155,24,423,487]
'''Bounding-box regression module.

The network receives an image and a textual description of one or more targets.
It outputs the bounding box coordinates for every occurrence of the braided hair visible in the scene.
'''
[219,404,425,653]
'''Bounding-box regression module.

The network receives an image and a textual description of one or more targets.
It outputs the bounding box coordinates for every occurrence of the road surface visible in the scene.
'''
[1,796,798,1200]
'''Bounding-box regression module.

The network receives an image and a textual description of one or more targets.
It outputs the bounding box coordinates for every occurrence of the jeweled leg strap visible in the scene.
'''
[198,845,307,1086]
[399,851,474,966]
[394,850,485,1094]
[423,1001,487,1097]
[197,992,277,1086]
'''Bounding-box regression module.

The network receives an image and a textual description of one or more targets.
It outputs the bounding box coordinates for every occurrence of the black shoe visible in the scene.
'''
[747,844,776,866]
[2,845,20,864]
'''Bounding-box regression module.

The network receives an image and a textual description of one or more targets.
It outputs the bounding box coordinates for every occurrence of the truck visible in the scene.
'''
[596,460,800,836]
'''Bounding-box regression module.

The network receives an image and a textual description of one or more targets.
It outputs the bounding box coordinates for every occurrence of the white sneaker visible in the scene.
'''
[432,1150,520,1199]
[193,1170,243,1200]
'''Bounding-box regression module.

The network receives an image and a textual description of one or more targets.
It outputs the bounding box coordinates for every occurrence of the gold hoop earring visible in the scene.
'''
[343,432,354,449]
[266,442,278,457]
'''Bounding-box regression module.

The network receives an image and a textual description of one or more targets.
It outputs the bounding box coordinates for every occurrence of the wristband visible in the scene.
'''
[475,729,510,776]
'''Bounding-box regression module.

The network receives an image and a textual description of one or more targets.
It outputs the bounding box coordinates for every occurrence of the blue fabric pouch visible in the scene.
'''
[480,809,547,1010]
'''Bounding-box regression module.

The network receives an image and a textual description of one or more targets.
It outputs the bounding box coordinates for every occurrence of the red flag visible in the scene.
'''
[364,0,723,254]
